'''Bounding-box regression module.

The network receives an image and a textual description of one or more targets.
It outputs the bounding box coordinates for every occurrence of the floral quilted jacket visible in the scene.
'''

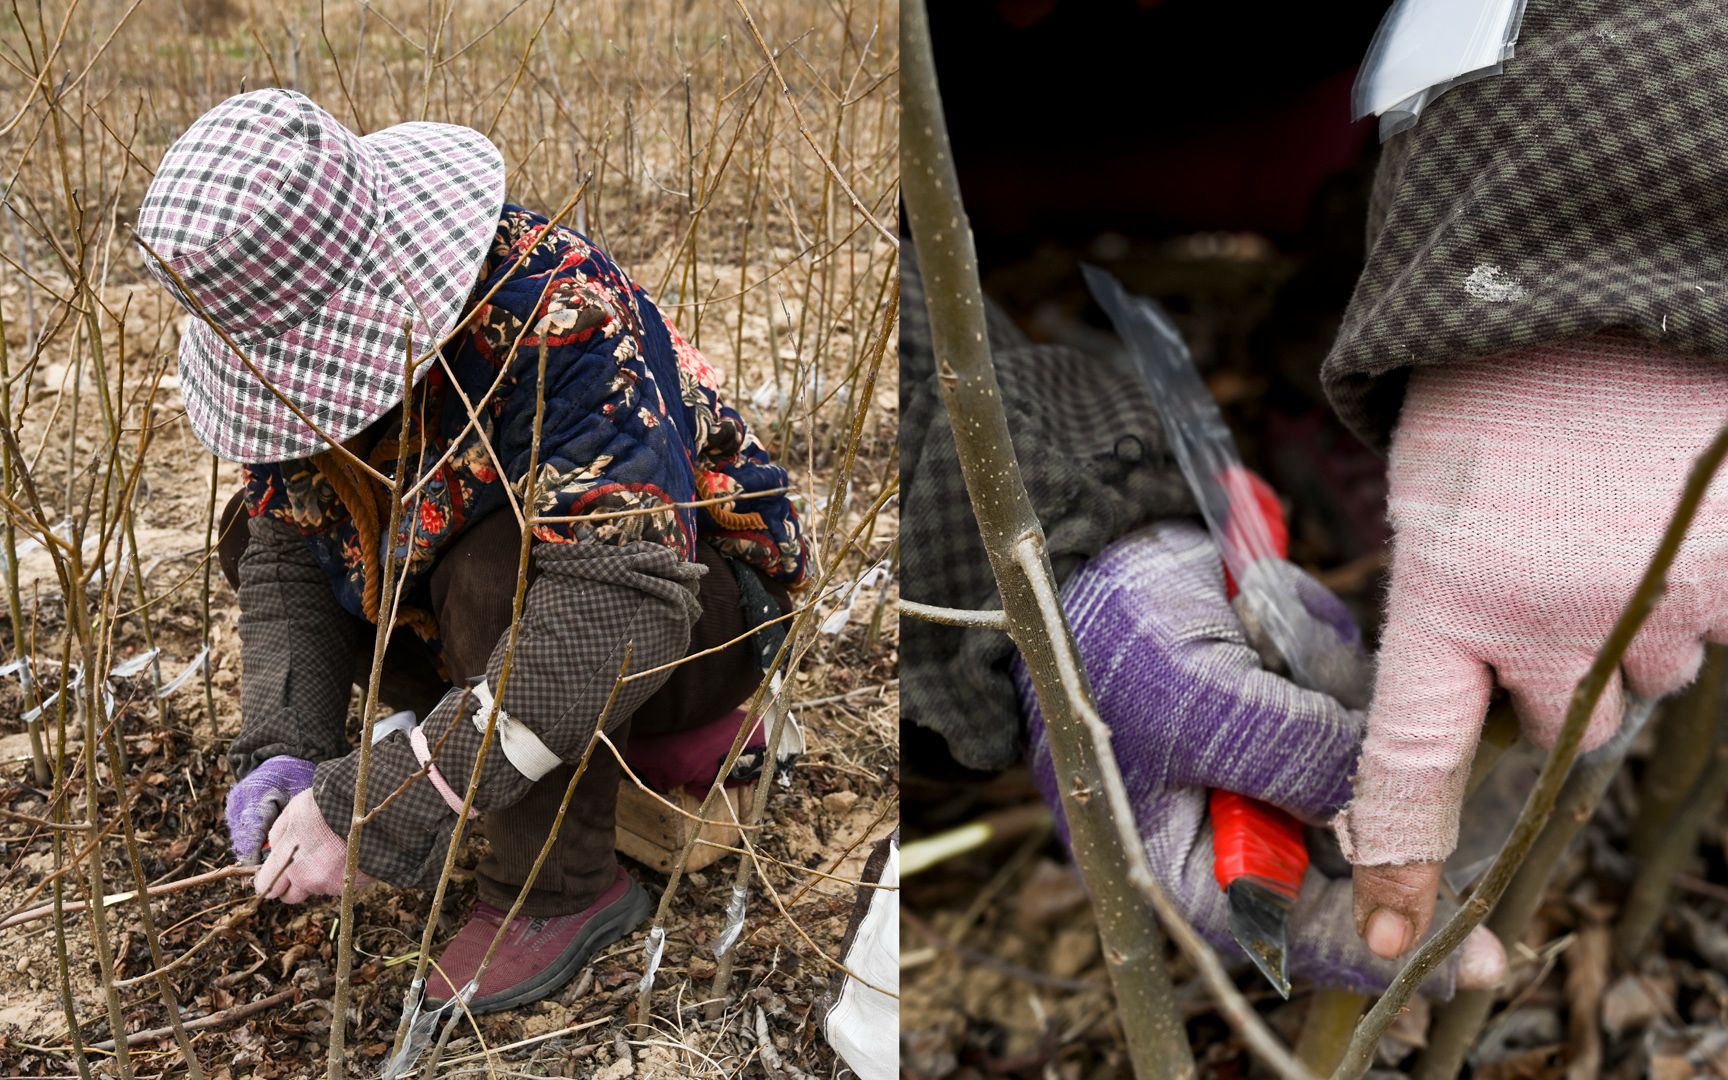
[241,204,807,649]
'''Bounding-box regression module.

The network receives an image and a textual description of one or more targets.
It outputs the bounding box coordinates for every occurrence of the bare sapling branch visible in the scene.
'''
[1630,645,1725,860]
[326,333,419,1080]
[902,3,1195,1075]
[1412,698,1653,1080]
[1614,675,1728,962]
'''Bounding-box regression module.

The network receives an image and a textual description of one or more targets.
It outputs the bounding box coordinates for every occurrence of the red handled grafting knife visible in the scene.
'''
[1083,266,1331,998]
[1211,469,1309,998]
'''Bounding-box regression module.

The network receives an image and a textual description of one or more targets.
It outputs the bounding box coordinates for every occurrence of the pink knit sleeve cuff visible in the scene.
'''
[409,726,479,820]
[1331,744,1467,866]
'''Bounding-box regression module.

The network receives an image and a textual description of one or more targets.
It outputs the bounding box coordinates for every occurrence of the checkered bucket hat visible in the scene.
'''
[136,90,506,462]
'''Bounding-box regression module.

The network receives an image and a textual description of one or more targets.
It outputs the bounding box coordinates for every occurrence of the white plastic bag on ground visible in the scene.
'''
[824,834,898,1080]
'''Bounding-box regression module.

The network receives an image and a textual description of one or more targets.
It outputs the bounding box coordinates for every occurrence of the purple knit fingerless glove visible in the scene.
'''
[226,755,316,864]
[1014,522,1492,997]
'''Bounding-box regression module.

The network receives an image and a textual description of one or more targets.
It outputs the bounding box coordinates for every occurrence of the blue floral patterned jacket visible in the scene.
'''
[242,205,807,640]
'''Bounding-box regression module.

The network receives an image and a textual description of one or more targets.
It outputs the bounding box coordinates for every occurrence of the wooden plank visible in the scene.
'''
[615,782,748,874]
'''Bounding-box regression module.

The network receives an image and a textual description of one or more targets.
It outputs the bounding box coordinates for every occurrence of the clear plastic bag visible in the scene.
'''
[1352,0,1529,140]
[1083,266,1360,703]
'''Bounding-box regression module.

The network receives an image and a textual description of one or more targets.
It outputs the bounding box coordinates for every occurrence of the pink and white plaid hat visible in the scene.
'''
[136,90,505,462]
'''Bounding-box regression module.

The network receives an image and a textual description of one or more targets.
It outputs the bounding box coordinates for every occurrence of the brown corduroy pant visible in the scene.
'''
[219,495,785,915]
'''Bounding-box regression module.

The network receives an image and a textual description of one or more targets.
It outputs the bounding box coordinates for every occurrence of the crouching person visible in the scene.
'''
[135,90,806,1014]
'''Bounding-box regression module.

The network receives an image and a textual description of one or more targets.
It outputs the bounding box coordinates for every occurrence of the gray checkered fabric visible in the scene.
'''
[1324,0,1728,450]
[135,89,505,462]
[313,541,703,887]
[227,515,363,777]
[901,247,1195,770]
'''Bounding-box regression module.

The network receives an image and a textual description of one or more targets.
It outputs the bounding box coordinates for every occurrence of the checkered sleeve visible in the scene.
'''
[1322,1,1728,448]
[227,514,364,779]
[311,540,703,887]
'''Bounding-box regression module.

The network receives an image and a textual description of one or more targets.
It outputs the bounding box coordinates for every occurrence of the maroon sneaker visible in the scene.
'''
[425,867,650,1014]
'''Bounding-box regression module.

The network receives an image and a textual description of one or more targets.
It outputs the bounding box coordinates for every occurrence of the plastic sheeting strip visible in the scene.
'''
[819,560,892,636]
[713,884,749,957]
[21,666,82,724]
[380,976,478,1080]
[108,648,160,679]
[156,647,208,698]
[11,643,207,721]
[637,925,667,994]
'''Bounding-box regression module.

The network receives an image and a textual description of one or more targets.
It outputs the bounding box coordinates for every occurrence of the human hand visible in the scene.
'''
[225,755,316,864]
[1337,336,1728,959]
[255,789,370,904]
[1016,522,1505,995]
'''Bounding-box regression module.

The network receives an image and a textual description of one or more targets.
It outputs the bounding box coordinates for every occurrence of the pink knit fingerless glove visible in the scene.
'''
[256,790,371,904]
[1336,334,1728,867]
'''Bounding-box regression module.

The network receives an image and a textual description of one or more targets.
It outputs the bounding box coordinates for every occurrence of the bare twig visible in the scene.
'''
[898,599,1007,630]
[1,864,255,931]
[327,335,419,1080]
[1630,644,1725,859]
[731,0,895,248]
[88,980,330,1053]
[1411,699,1650,1080]
[1615,681,1728,962]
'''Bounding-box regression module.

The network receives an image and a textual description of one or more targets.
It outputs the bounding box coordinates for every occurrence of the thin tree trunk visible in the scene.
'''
[901,4,1191,1074]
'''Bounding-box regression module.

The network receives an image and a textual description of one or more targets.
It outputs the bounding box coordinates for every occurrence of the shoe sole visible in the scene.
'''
[430,878,653,1016]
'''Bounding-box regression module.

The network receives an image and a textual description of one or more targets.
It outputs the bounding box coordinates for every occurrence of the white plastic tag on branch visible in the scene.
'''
[21,693,56,725]
[1352,0,1528,140]
[109,648,160,679]
[370,710,418,746]
[820,561,891,636]
[22,665,83,724]
[381,976,476,1080]
[763,670,806,786]
[156,647,209,698]
[750,376,781,413]
[818,603,852,637]
[637,925,667,993]
[381,980,435,1080]
[713,884,749,957]
[798,369,826,409]
[775,712,806,789]
[0,519,63,574]
[469,681,561,782]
